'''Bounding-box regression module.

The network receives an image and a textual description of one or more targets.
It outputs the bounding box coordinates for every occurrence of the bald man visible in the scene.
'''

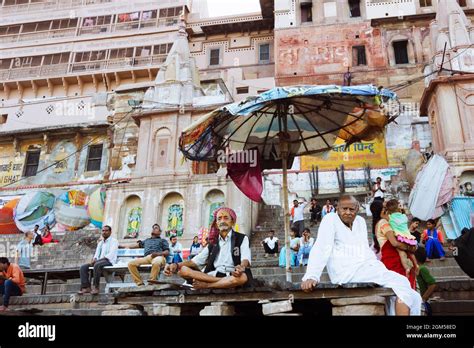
[164,207,253,289]
[301,195,422,316]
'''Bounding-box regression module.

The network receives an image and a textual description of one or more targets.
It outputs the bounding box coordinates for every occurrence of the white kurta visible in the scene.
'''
[302,212,422,315]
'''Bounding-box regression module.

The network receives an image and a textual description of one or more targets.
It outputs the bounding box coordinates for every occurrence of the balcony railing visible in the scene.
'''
[0,17,179,44]
[0,27,77,44]
[1,0,113,15]
[0,54,167,81]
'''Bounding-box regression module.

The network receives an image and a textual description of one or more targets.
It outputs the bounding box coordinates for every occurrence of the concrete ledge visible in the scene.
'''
[332,304,386,316]
[330,295,387,306]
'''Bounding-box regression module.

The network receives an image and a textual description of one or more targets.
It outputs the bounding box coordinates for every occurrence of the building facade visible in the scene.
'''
[260,0,474,207]
[420,0,474,188]
[0,0,273,244]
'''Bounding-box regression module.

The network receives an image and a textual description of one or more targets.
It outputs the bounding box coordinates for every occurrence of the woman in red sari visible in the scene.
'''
[371,200,417,289]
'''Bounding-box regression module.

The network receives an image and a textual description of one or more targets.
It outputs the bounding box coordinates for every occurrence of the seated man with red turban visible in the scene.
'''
[164,207,252,289]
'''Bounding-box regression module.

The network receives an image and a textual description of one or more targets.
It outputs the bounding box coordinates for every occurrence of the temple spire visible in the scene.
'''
[430,0,474,73]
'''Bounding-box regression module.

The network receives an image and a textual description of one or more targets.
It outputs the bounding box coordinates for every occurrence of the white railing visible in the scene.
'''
[0,16,179,44]
[0,28,77,44]
[1,0,112,15]
[0,54,167,81]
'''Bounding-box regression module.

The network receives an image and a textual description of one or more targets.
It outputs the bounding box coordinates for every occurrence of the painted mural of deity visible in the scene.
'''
[166,204,183,237]
[126,207,142,239]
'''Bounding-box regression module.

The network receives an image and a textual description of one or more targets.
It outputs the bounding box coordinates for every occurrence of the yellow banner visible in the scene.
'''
[301,138,388,170]
[0,159,24,186]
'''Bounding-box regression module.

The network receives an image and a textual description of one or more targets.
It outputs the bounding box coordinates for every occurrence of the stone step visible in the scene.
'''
[431,300,474,315]
[33,308,106,316]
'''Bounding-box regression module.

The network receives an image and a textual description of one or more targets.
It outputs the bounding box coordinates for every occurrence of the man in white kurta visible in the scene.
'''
[301,195,422,315]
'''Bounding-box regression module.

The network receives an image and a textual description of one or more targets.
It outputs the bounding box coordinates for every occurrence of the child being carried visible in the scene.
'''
[386,200,418,276]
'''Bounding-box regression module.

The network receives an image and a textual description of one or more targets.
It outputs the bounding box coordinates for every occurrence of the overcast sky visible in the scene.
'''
[207,0,261,17]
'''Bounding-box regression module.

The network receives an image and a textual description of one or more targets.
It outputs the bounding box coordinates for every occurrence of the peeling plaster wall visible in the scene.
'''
[0,134,109,190]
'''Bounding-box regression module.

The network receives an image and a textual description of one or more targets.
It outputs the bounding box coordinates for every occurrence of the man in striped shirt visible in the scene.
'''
[122,224,170,286]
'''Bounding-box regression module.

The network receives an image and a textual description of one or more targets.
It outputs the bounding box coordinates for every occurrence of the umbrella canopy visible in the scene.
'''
[179,84,400,282]
[14,192,56,232]
[180,85,399,161]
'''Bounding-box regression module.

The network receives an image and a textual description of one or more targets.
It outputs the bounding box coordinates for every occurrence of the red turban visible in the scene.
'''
[208,207,237,245]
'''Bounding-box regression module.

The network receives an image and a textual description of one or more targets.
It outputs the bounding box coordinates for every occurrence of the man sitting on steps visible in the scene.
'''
[78,225,118,295]
[164,207,253,289]
[301,195,422,315]
[261,230,278,257]
[120,224,170,286]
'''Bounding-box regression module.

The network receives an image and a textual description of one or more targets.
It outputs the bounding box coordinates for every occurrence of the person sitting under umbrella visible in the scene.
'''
[301,195,422,315]
[164,207,252,289]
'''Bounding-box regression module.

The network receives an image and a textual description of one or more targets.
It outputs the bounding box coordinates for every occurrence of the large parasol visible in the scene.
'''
[179,84,400,281]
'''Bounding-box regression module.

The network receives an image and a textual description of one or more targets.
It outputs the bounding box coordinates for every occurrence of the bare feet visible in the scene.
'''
[90,288,99,295]
[440,257,446,261]
[426,258,431,263]
[192,280,210,289]
[0,305,9,312]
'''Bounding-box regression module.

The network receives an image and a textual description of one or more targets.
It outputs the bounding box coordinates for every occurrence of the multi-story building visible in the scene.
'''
[261,0,474,206]
[103,2,275,242]
[421,0,474,186]
[0,0,275,243]
[0,0,190,233]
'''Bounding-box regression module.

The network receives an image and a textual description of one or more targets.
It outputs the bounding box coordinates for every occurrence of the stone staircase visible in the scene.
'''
[249,204,472,296]
[1,204,472,316]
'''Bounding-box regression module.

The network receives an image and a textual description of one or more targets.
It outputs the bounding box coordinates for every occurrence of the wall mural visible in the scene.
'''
[126,207,142,239]
[208,201,224,226]
[166,204,183,237]
[0,187,106,234]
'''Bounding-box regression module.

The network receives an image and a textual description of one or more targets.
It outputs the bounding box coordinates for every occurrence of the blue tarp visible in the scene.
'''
[442,196,474,239]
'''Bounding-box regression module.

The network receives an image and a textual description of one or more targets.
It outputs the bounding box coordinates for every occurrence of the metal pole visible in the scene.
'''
[278,102,292,283]
[439,42,448,73]
[341,164,346,193]
[281,142,291,282]
[316,166,319,195]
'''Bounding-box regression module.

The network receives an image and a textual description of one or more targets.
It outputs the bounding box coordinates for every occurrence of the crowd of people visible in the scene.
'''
[0,180,461,316]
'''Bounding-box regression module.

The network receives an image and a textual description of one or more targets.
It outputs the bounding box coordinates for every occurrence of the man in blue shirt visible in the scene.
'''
[15,232,34,270]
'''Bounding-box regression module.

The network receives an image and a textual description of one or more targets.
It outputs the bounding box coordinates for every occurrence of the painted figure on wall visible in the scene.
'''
[125,207,142,239]
[167,204,183,237]
[208,202,224,226]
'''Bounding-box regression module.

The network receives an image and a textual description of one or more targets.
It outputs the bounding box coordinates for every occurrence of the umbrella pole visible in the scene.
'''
[280,141,292,282]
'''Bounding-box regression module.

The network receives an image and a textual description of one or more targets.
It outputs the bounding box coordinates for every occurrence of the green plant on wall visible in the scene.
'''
[166,204,183,237]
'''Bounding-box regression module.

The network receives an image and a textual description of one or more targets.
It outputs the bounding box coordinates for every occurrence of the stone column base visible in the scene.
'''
[153,304,182,316]
[199,302,235,316]
[330,295,387,316]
